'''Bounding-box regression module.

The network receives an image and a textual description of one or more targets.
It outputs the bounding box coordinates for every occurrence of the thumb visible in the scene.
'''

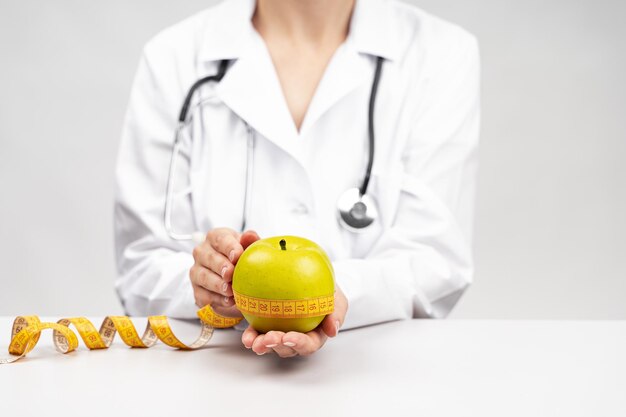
[321,287,348,338]
[240,230,261,249]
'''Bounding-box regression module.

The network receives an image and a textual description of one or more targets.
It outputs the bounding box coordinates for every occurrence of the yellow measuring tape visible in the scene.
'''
[1,291,333,364]
[234,291,334,318]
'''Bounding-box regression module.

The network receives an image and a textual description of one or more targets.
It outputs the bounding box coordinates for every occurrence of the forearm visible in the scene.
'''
[115,246,197,318]
[334,245,472,330]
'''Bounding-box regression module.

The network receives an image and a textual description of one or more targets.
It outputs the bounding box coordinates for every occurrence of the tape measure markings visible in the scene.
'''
[233,291,334,319]
[2,292,335,364]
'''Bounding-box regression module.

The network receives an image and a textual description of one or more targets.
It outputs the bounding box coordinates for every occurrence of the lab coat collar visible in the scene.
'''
[350,0,402,61]
[216,30,303,159]
[196,0,255,62]
[197,0,401,63]
[195,0,399,164]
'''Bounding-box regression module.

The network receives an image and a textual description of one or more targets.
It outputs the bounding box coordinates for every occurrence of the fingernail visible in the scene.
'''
[245,345,251,349]
[335,320,341,333]
[220,265,227,278]
[283,342,296,347]
[222,282,228,293]
[256,351,266,356]
[265,344,278,348]
[223,296,230,304]
[229,250,235,262]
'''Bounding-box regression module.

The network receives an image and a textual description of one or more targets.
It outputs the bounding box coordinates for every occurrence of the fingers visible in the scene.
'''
[320,316,340,338]
[210,304,243,318]
[251,333,271,356]
[192,285,232,309]
[242,327,297,358]
[189,264,234,308]
[321,286,349,338]
[207,228,244,264]
[189,264,232,297]
[242,327,329,358]
[193,243,234,283]
[193,228,260,283]
[242,326,258,349]
[240,230,261,250]
[191,228,262,315]
[264,331,298,358]
[283,328,328,356]
[272,345,298,358]
[250,333,297,358]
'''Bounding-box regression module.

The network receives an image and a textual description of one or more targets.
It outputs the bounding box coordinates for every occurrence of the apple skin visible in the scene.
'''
[233,236,335,333]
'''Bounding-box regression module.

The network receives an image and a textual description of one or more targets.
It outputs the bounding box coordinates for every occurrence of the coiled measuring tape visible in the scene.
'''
[1,291,333,364]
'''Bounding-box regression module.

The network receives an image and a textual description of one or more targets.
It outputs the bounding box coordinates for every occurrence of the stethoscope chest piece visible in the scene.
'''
[337,187,379,233]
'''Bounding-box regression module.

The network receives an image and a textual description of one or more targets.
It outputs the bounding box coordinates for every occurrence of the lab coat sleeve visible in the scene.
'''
[333,32,480,329]
[114,41,198,318]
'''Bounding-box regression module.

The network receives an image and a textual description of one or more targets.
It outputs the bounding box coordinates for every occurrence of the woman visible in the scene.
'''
[115,0,480,358]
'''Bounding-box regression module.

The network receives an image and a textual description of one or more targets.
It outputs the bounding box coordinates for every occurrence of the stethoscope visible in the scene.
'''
[165,56,384,244]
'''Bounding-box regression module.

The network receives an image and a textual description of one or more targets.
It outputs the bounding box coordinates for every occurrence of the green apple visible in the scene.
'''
[233,236,335,333]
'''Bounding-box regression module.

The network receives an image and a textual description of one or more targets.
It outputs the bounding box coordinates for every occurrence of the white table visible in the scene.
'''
[1,318,624,417]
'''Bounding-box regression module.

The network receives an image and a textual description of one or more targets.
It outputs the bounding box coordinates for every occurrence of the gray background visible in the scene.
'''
[0,0,624,318]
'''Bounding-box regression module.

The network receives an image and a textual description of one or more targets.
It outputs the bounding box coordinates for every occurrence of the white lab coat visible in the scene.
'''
[114,0,480,330]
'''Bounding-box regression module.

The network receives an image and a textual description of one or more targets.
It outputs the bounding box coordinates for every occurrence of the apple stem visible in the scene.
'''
[280,239,287,251]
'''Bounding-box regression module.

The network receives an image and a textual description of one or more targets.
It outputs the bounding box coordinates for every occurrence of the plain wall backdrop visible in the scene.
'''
[0,0,624,318]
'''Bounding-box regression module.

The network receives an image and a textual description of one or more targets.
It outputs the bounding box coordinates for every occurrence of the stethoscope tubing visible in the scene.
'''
[165,56,383,241]
[361,56,384,197]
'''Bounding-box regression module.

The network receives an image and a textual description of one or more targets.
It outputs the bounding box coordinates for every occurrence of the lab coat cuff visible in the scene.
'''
[163,272,198,319]
[409,255,473,318]
[332,258,416,330]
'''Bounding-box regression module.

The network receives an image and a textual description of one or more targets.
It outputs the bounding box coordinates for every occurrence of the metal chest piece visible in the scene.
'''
[337,187,379,232]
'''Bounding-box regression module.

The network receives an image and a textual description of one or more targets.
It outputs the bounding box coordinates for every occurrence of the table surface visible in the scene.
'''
[0,317,624,417]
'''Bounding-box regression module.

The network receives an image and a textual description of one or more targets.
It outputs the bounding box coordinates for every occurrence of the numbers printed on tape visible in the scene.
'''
[233,291,334,319]
[1,292,334,364]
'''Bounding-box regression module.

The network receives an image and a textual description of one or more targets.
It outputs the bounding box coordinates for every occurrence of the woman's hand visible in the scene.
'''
[190,228,260,317]
[241,286,349,358]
